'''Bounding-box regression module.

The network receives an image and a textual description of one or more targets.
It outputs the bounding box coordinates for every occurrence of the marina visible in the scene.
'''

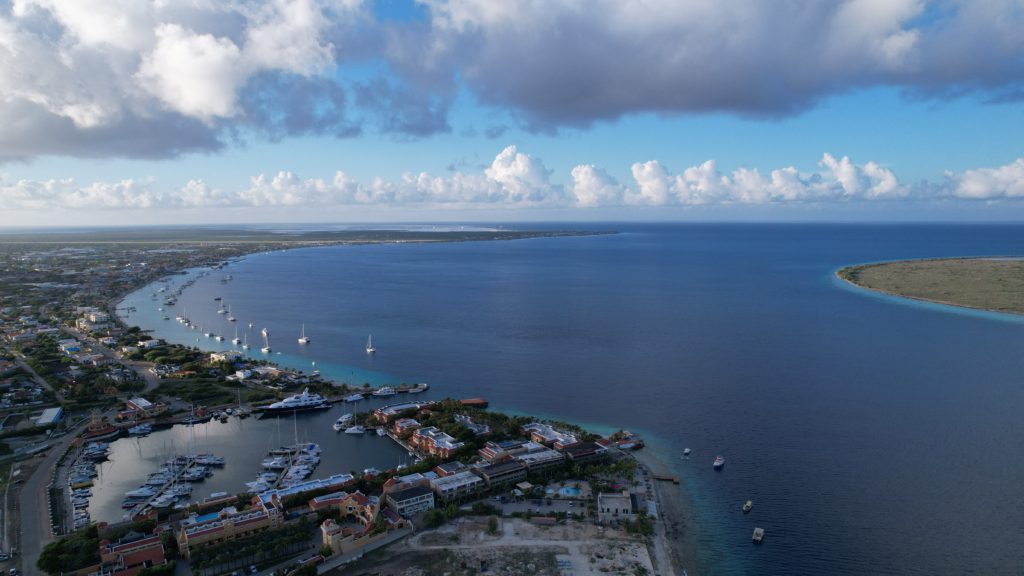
[82,403,411,524]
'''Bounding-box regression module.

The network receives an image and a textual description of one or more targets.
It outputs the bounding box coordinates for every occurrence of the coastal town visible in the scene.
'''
[0,232,687,576]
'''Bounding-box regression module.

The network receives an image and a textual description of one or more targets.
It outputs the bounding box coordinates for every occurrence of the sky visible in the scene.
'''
[2,0,1024,226]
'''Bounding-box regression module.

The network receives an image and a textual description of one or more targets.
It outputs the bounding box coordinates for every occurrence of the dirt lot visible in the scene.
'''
[335,517,654,576]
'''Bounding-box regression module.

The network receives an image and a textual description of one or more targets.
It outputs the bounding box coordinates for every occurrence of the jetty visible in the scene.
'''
[652,474,680,484]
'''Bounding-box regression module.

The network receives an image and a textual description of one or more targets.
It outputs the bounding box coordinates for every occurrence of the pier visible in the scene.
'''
[652,474,680,484]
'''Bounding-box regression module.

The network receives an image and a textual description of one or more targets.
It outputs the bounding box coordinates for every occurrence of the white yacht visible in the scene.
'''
[262,388,329,414]
[372,386,396,397]
[344,425,366,435]
[128,423,152,436]
[298,324,310,345]
[365,335,375,354]
[332,413,353,432]
[343,393,365,403]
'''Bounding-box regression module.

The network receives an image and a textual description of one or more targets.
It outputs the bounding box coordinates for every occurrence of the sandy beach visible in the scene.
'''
[633,448,699,576]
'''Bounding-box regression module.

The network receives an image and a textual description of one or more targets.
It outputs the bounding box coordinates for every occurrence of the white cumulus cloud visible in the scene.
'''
[5,149,1024,213]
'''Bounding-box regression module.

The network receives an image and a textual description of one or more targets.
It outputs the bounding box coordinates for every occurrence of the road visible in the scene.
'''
[10,356,64,404]
[15,419,91,576]
[63,326,160,393]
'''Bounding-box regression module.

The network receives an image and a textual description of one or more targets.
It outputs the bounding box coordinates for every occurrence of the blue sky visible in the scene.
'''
[2,0,1024,225]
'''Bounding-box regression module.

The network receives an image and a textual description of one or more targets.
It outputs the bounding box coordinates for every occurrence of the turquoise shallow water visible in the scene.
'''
[121,223,1024,575]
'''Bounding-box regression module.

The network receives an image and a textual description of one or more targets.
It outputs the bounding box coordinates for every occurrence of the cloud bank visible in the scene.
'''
[4,147,1024,211]
[2,1,1024,158]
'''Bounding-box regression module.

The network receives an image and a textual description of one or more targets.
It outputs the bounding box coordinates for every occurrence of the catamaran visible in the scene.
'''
[242,332,250,350]
[365,335,376,354]
[298,324,310,345]
[231,326,241,345]
[227,305,236,322]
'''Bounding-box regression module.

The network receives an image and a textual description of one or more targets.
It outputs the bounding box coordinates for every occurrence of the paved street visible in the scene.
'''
[15,419,91,576]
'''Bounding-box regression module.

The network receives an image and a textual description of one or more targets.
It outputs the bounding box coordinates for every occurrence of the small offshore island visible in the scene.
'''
[838,257,1024,315]
[0,227,692,576]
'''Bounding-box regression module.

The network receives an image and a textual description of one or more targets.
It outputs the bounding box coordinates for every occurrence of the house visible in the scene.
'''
[385,484,435,518]
[429,470,485,503]
[209,350,242,362]
[137,339,162,349]
[97,531,167,576]
[472,460,527,488]
[597,491,638,524]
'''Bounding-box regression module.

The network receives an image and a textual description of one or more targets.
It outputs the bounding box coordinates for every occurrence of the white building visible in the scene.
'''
[429,470,485,502]
[597,491,638,524]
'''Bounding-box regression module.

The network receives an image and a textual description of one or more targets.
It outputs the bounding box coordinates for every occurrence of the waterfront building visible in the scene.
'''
[209,350,242,362]
[472,460,528,488]
[478,439,533,462]
[560,441,608,464]
[385,484,435,517]
[392,417,421,437]
[177,506,278,558]
[122,397,168,420]
[255,473,355,512]
[522,422,579,449]
[429,470,485,503]
[454,414,491,436]
[597,491,639,524]
[410,426,464,458]
[35,406,63,427]
[514,447,566,476]
[373,401,437,423]
[96,531,167,576]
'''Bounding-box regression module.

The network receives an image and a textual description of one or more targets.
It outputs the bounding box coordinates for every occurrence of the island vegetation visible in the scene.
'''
[838,257,1024,315]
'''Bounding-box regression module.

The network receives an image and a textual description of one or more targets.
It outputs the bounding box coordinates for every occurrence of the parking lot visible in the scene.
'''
[499,497,586,517]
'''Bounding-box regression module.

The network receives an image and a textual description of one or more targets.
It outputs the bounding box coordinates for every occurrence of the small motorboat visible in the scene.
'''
[713,455,725,470]
[743,500,753,513]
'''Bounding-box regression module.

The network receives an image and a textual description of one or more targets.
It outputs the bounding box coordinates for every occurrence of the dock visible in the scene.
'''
[124,456,214,518]
[652,474,680,484]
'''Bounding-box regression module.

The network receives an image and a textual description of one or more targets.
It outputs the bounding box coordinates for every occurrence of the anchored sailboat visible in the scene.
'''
[261,327,272,354]
[298,324,310,345]
[365,335,375,354]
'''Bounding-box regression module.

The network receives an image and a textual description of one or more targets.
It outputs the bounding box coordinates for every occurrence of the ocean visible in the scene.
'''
[118,223,1024,575]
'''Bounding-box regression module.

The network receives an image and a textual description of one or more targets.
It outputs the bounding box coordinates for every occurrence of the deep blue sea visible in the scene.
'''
[120,223,1024,575]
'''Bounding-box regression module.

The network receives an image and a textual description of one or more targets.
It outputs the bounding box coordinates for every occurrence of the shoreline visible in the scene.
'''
[633,448,697,576]
[836,258,1024,320]
[120,235,699,576]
